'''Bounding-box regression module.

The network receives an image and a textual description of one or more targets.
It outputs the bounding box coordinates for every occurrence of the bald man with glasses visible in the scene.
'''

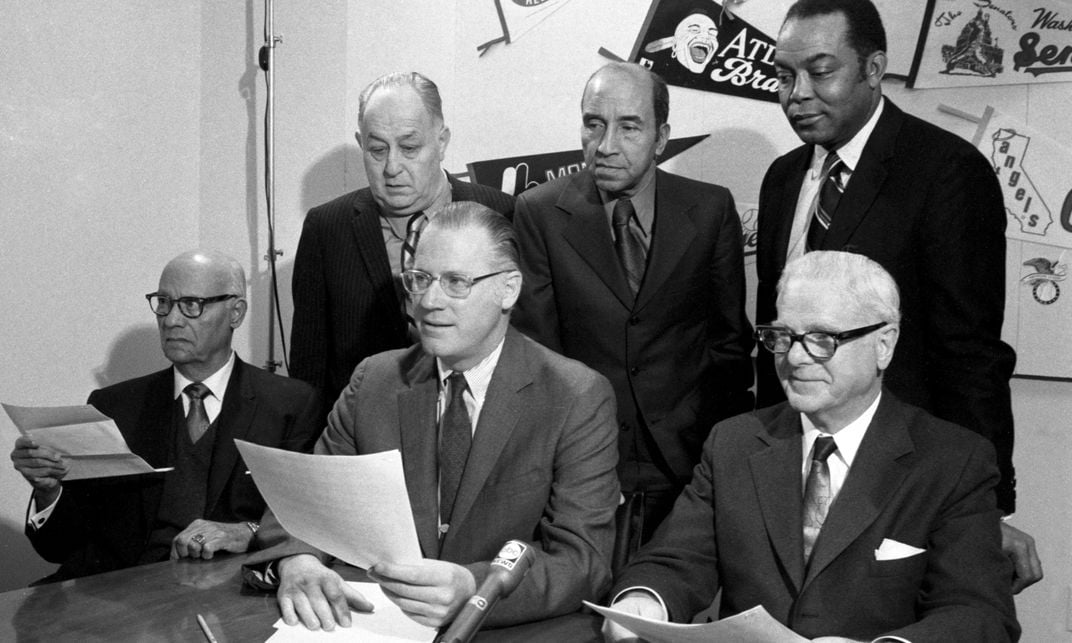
[12,249,321,583]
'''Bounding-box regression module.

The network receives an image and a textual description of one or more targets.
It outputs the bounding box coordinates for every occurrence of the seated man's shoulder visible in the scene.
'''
[243,362,319,401]
[89,367,173,407]
[517,331,612,393]
[900,400,997,462]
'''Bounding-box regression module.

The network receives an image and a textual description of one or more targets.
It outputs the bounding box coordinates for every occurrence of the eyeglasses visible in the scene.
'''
[754,321,888,361]
[146,293,238,319]
[401,269,511,299]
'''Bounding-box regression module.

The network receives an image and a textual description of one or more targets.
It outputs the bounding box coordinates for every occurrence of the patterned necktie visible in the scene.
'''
[802,436,838,562]
[400,211,427,272]
[439,372,472,529]
[806,152,849,251]
[183,382,211,443]
[611,198,647,297]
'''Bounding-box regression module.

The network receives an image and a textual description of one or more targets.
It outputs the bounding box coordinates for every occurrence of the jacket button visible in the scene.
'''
[629,316,640,325]
[630,367,640,376]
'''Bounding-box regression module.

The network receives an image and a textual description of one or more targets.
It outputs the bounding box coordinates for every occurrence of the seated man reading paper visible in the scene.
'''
[247,202,620,632]
[603,251,1019,643]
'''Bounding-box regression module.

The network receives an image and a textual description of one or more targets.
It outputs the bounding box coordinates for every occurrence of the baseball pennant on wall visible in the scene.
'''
[466,135,709,196]
[967,106,1072,378]
[909,0,1072,88]
[479,0,574,55]
[629,0,779,103]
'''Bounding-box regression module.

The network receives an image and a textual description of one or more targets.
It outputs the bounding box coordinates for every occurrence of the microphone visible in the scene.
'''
[438,540,535,643]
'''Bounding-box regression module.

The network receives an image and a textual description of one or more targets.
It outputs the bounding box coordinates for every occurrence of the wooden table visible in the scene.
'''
[0,555,603,642]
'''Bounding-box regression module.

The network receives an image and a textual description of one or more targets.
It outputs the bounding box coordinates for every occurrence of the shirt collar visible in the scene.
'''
[435,336,506,400]
[810,96,885,177]
[173,351,236,401]
[800,391,882,469]
[599,168,657,239]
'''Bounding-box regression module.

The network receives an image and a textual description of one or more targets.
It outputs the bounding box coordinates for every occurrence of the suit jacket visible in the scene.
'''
[253,328,620,627]
[512,169,754,483]
[288,175,515,413]
[25,357,321,581]
[756,99,1018,511]
[614,392,1019,642]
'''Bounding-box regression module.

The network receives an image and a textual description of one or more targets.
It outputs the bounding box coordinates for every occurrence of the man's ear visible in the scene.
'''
[875,322,899,370]
[354,130,364,149]
[864,50,887,89]
[437,126,452,161]
[500,271,522,311]
[654,122,670,157]
[230,298,248,329]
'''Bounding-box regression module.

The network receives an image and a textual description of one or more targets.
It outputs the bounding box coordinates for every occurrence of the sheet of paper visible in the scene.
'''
[586,601,808,643]
[235,441,422,569]
[267,582,436,642]
[2,403,169,480]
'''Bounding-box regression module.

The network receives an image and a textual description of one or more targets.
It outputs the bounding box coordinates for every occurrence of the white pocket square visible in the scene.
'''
[874,538,925,561]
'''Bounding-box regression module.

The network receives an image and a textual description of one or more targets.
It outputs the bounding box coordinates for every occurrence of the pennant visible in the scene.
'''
[628,0,779,103]
[466,135,709,196]
[909,0,1072,88]
[479,0,574,55]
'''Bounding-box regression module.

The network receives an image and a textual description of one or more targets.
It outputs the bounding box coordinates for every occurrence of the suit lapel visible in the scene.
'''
[749,406,807,591]
[559,172,635,308]
[803,393,914,586]
[441,329,529,553]
[635,171,697,312]
[398,352,442,558]
[205,358,257,516]
[822,103,902,250]
[351,191,395,291]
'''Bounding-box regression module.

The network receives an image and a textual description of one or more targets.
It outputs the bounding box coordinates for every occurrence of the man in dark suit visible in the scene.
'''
[11,250,321,582]
[604,251,1019,642]
[513,62,753,547]
[256,203,619,632]
[289,71,515,416]
[756,0,1040,591]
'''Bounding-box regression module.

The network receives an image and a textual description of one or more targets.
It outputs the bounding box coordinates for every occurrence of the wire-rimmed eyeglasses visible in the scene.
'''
[401,269,511,299]
[146,293,238,319]
[754,321,888,361]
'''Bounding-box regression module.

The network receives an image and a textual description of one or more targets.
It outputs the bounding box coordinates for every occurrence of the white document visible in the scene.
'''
[267,582,436,642]
[586,601,808,643]
[2,403,171,480]
[235,441,422,569]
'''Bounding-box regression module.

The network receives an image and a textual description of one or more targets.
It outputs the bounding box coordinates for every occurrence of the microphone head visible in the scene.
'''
[487,540,535,597]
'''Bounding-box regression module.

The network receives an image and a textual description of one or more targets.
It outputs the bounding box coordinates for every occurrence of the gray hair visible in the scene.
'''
[424,201,519,271]
[358,71,444,129]
[777,250,900,323]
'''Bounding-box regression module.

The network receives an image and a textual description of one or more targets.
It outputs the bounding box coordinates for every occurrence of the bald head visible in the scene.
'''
[154,250,248,381]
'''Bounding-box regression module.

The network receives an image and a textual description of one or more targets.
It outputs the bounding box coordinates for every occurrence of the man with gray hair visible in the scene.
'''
[253,202,619,633]
[289,71,515,417]
[12,250,321,582]
[604,251,1018,642]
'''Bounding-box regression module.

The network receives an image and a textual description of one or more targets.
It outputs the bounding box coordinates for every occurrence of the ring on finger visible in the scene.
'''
[192,533,206,544]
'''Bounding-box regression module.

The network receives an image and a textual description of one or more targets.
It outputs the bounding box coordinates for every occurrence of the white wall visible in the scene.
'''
[1,2,1070,641]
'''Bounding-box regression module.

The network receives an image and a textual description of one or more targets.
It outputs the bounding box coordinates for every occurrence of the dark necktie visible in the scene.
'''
[184,382,211,443]
[802,436,838,562]
[806,152,849,251]
[400,211,427,272]
[439,372,472,529]
[611,198,646,297]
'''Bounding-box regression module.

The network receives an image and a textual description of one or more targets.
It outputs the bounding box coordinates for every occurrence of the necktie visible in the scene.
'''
[184,382,211,443]
[806,152,849,251]
[439,372,472,529]
[802,436,838,562]
[611,198,647,297]
[400,211,427,272]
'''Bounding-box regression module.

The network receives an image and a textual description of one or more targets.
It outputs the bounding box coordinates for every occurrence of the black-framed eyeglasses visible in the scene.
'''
[401,269,511,299]
[146,293,238,319]
[754,321,888,361]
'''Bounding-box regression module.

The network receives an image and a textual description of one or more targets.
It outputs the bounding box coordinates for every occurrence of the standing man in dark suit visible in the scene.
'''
[756,0,1040,591]
[289,71,515,415]
[11,250,321,582]
[254,203,619,632]
[513,62,753,546]
[604,251,1019,642]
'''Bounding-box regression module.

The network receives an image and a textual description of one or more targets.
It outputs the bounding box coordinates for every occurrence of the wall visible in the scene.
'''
[1,2,1070,641]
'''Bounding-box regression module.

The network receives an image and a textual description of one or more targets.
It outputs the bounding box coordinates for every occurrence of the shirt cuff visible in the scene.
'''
[611,585,669,621]
[27,489,62,530]
[873,636,911,643]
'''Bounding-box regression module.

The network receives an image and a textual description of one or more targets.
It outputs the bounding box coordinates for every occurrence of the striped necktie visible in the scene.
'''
[806,152,849,251]
[400,211,427,272]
